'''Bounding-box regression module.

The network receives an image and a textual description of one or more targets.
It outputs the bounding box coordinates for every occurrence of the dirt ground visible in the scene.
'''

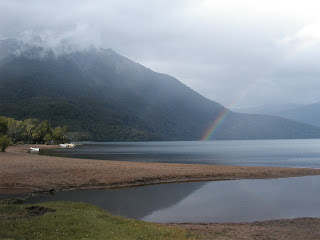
[1,144,320,193]
[171,218,320,240]
[2,144,320,239]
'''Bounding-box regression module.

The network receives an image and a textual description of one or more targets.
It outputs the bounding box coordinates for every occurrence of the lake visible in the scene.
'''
[40,139,320,168]
[28,139,320,223]
[24,175,320,223]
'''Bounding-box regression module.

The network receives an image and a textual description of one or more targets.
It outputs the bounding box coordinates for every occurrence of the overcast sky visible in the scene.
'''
[1,0,320,109]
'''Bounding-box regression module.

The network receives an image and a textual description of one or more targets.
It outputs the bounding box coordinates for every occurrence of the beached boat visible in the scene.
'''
[59,143,76,148]
[30,147,40,151]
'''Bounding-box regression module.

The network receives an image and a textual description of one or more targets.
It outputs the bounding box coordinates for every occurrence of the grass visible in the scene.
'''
[0,202,196,240]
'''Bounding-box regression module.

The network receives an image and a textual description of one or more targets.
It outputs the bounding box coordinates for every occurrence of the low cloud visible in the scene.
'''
[14,25,102,57]
[1,0,320,107]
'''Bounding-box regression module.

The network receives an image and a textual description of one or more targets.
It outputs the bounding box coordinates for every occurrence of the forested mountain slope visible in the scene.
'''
[1,39,320,141]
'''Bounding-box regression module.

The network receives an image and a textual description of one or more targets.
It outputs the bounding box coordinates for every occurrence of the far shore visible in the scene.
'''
[1,144,320,194]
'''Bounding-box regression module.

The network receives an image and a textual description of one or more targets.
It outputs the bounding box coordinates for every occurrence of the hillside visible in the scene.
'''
[235,102,320,128]
[233,103,305,115]
[1,39,320,141]
[270,102,320,127]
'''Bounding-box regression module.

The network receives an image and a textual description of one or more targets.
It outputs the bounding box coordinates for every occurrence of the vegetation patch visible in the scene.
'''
[0,202,194,240]
[0,115,71,152]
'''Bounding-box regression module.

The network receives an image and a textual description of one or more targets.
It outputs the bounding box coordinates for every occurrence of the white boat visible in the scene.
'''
[67,143,76,148]
[59,143,76,148]
[30,147,40,152]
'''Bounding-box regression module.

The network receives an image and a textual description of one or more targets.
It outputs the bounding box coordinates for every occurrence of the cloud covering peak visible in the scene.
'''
[11,25,101,58]
[1,0,320,108]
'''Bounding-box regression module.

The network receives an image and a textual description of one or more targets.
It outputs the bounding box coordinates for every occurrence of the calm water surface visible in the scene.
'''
[40,139,320,168]
[22,139,320,223]
[24,175,320,223]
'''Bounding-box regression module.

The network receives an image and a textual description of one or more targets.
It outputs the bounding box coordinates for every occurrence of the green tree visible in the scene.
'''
[52,126,68,144]
[32,120,52,143]
[0,116,8,136]
[43,133,53,144]
[0,115,70,146]
[7,118,27,143]
[0,116,11,152]
[23,118,40,143]
[0,135,11,152]
[39,120,52,140]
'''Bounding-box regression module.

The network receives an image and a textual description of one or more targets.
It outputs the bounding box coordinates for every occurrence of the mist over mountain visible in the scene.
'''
[1,39,320,141]
[234,102,320,128]
[278,102,320,127]
[233,103,306,115]
[266,103,320,128]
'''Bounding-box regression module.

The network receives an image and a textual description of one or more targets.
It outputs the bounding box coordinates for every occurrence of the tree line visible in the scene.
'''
[0,116,69,152]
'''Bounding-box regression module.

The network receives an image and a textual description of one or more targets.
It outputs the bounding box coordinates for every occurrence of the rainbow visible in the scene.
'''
[200,34,315,141]
[200,88,249,141]
[200,108,230,141]
[200,35,315,141]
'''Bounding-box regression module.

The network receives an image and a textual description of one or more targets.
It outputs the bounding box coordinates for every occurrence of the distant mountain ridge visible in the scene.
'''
[270,102,320,127]
[233,103,305,115]
[278,102,320,127]
[235,102,320,128]
[1,38,320,141]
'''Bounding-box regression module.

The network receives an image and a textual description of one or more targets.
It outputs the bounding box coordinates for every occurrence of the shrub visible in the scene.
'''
[0,135,11,152]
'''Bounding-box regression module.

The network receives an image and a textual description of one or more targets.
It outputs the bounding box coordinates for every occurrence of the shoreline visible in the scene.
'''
[2,144,320,239]
[169,217,320,240]
[2,144,320,194]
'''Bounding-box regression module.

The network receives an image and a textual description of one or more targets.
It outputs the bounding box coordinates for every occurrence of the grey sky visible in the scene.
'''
[1,0,320,108]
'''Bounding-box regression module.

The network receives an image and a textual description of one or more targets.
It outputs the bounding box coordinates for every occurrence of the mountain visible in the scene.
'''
[269,102,320,127]
[235,102,320,128]
[233,103,305,115]
[1,39,320,141]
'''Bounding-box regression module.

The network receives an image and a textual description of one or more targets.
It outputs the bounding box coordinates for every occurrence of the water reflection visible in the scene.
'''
[24,175,320,223]
[25,182,205,219]
[144,176,320,222]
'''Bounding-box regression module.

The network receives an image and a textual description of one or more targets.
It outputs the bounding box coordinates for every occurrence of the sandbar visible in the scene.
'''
[1,144,320,193]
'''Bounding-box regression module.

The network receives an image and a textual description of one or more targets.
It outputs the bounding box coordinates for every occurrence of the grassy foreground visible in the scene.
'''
[0,202,195,240]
